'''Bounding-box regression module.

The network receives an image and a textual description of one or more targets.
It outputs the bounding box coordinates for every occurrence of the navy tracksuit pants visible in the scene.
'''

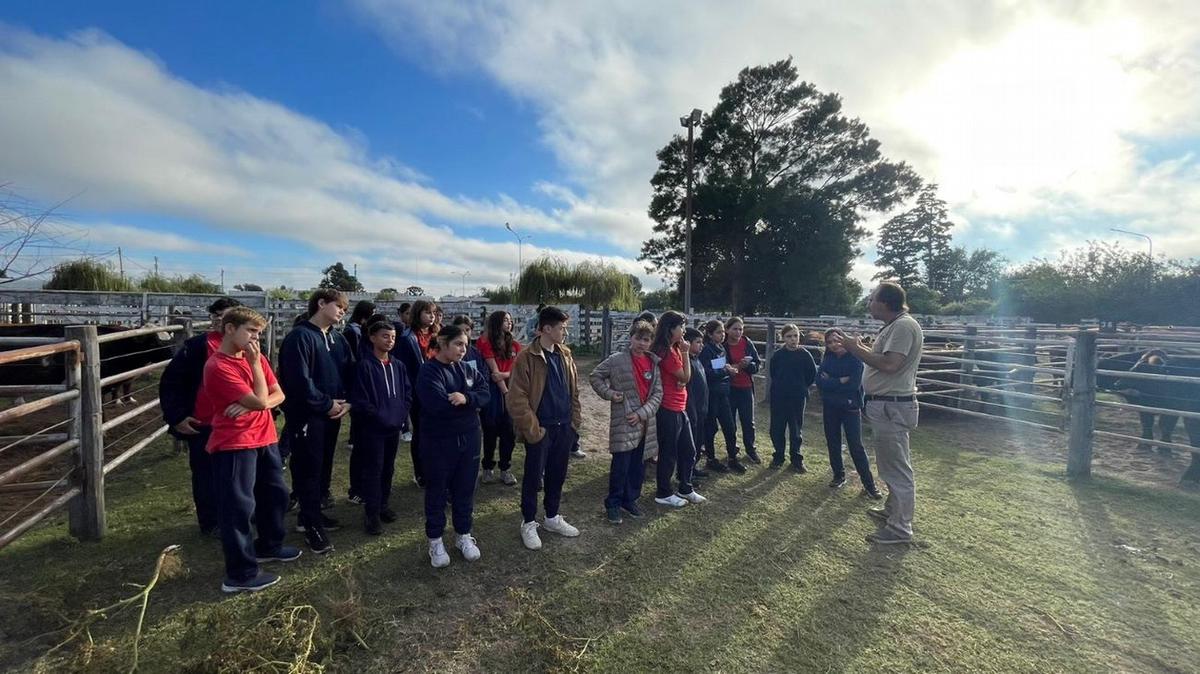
[357,430,400,521]
[521,424,575,523]
[185,427,217,532]
[213,444,289,583]
[421,427,481,539]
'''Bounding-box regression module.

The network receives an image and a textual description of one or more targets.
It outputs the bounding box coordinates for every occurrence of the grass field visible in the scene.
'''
[2,358,1199,673]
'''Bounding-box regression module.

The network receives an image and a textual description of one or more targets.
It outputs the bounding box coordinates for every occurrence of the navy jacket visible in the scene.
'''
[416,358,490,439]
[279,321,347,419]
[159,332,214,437]
[392,325,427,396]
[686,354,709,432]
[342,323,366,365]
[349,355,412,434]
[699,342,732,395]
[817,351,865,410]
[769,347,817,400]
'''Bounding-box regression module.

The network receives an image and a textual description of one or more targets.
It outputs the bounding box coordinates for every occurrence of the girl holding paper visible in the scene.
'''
[698,319,745,474]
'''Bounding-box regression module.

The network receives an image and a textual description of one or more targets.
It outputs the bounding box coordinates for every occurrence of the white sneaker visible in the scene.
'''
[500,470,517,486]
[571,448,587,459]
[681,491,707,504]
[481,468,496,484]
[520,521,542,550]
[401,431,413,442]
[456,533,481,561]
[543,514,580,537]
[429,538,450,568]
[655,494,688,508]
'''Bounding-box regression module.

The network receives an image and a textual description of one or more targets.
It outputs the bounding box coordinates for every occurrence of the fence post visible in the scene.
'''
[583,307,592,347]
[764,320,776,405]
[601,306,612,359]
[65,325,106,540]
[1066,330,1097,479]
[958,326,977,410]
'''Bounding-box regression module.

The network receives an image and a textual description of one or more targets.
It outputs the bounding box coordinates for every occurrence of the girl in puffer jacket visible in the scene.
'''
[589,320,663,525]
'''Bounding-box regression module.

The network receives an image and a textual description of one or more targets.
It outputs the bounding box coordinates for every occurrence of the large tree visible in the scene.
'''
[640,58,920,314]
[874,183,954,291]
[318,262,364,292]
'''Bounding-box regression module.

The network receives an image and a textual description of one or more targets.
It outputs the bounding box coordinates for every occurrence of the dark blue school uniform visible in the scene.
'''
[686,353,709,459]
[278,321,347,528]
[768,347,817,465]
[817,351,877,489]
[159,331,218,533]
[393,325,431,483]
[349,354,412,523]
[699,341,738,461]
[416,357,490,539]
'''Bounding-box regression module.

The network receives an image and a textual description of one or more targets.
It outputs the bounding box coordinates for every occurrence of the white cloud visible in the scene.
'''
[77,222,247,257]
[0,26,645,294]
[355,0,1200,262]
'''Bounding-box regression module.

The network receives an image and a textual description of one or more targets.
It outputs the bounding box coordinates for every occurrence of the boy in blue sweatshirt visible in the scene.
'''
[416,324,490,567]
[817,328,881,498]
[768,324,817,472]
[278,289,350,554]
[348,320,411,535]
[159,296,241,537]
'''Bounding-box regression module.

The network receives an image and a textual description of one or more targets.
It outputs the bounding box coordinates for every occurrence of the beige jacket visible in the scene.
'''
[507,338,582,445]
[589,350,663,457]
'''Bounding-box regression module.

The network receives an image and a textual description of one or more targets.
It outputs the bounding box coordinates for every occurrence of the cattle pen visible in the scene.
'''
[2,288,1199,551]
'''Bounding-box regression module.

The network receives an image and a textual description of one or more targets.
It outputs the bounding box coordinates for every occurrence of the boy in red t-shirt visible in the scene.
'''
[201,307,297,593]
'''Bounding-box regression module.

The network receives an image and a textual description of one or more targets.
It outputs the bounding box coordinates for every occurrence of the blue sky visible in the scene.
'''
[1,1,1198,295]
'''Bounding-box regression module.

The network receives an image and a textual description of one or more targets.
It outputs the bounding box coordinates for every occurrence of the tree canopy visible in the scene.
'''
[318,262,364,292]
[640,58,920,315]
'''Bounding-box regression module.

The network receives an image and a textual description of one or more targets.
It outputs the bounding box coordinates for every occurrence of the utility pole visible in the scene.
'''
[455,270,471,297]
[154,256,159,276]
[220,268,224,292]
[680,108,702,314]
[505,222,532,280]
[353,263,358,277]
[117,247,124,282]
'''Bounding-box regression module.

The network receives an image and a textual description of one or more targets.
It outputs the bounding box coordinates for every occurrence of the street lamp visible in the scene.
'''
[1110,228,1152,259]
[680,108,702,314]
[455,271,471,297]
[505,222,532,280]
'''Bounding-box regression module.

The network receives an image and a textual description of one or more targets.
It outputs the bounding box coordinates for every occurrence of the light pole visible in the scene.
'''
[1110,228,1152,259]
[680,108,702,314]
[455,271,471,297]
[505,222,532,281]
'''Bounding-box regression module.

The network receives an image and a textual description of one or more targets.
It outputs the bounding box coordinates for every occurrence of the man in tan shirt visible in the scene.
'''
[829,282,923,544]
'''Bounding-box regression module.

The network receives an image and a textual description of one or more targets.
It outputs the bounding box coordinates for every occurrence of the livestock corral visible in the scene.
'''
[2,289,1199,553]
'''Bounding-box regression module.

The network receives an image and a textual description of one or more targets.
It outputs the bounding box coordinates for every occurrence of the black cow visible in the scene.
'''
[0,324,175,405]
[1097,349,1200,484]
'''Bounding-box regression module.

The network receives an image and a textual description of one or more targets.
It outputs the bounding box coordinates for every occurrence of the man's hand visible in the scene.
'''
[173,416,202,435]
[225,403,251,418]
[449,392,468,406]
[625,412,641,426]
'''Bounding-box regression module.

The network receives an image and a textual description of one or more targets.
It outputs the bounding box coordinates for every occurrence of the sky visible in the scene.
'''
[1,1,1198,297]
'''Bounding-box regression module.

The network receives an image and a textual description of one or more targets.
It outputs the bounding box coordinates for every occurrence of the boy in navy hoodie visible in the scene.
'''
[159,296,241,537]
[416,324,490,567]
[348,320,412,535]
[768,323,818,472]
[278,289,350,554]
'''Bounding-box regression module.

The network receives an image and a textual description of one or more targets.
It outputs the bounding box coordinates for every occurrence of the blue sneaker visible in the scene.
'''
[256,546,302,563]
[221,571,280,594]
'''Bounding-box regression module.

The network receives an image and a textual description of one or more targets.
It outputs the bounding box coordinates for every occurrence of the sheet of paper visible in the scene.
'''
[710,356,727,370]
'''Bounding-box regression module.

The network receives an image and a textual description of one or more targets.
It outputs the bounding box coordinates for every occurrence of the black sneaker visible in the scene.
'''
[286,494,298,513]
[620,502,644,518]
[379,507,398,523]
[769,459,785,469]
[296,514,342,533]
[256,545,302,563]
[727,459,747,474]
[320,493,335,510]
[790,462,808,474]
[364,513,383,536]
[347,493,364,506]
[606,506,623,525]
[692,465,710,478]
[744,450,762,465]
[863,487,884,501]
[829,476,847,489]
[705,459,729,473]
[221,571,280,594]
[304,526,334,554]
